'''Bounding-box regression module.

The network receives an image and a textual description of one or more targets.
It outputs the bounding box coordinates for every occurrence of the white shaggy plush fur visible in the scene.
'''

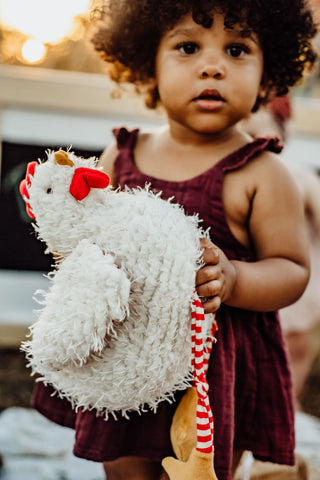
[21,150,213,418]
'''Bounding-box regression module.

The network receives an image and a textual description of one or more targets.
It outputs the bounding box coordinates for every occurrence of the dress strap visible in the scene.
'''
[221,136,283,174]
[113,127,139,151]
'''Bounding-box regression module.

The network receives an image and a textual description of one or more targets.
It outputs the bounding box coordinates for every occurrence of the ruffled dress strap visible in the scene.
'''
[219,136,282,174]
[208,136,283,203]
[113,127,139,151]
[112,127,142,187]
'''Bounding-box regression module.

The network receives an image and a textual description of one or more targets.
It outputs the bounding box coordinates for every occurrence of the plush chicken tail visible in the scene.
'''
[162,294,218,480]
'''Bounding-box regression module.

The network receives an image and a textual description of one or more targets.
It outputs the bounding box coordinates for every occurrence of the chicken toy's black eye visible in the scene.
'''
[46,187,53,194]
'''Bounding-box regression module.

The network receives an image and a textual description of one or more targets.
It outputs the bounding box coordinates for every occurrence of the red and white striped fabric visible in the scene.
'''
[191,293,217,454]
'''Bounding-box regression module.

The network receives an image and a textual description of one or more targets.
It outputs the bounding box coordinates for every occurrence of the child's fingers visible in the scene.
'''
[196,264,215,286]
[202,295,221,313]
[200,238,220,265]
[196,276,222,296]
[198,238,225,312]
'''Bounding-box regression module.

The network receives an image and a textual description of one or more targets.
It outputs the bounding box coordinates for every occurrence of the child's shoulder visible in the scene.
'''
[225,143,300,215]
[237,147,303,223]
[244,147,298,191]
[259,148,297,182]
[98,142,119,183]
[245,146,286,173]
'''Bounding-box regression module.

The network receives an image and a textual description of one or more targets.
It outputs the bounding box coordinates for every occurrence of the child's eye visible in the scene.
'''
[176,42,199,55]
[226,44,248,58]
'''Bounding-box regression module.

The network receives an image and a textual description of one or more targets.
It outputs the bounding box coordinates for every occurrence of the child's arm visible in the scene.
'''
[299,168,320,237]
[197,154,310,313]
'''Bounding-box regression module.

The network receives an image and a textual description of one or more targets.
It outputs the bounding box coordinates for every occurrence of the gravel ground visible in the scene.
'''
[0,348,35,413]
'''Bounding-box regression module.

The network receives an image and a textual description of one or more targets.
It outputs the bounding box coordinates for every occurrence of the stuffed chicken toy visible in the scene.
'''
[19,149,216,420]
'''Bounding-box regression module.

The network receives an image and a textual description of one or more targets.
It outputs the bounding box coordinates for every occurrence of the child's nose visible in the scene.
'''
[199,54,225,79]
[200,64,225,79]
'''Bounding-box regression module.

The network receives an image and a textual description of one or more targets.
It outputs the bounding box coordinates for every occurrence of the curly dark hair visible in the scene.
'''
[91,0,318,109]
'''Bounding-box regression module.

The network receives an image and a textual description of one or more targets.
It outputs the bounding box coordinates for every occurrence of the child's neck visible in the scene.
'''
[135,124,253,183]
[166,121,250,156]
[167,121,244,149]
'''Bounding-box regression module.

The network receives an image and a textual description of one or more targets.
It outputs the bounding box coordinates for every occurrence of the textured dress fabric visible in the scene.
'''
[32,127,295,480]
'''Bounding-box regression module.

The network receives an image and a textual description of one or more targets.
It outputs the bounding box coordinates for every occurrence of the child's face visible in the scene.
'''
[155,12,266,136]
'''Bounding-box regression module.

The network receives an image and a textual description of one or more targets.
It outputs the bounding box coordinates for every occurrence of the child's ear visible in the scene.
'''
[251,79,271,112]
[258,76,271,103]
[145,78,160,109]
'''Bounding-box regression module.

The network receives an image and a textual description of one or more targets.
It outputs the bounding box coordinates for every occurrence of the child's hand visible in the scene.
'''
[196,238,236,313]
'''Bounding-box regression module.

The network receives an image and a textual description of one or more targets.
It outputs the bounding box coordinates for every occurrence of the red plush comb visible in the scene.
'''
[69,168,110,201]
[19,161,37,219]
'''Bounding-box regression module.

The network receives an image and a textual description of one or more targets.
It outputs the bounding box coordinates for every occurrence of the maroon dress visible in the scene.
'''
[32,127,295,480]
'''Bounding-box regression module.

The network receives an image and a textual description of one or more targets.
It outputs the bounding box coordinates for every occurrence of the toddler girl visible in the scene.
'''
[32,1,317,479]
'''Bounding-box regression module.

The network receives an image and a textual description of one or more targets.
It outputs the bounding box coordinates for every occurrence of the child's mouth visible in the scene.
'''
[193,89,225,110]
[196,89,224,101]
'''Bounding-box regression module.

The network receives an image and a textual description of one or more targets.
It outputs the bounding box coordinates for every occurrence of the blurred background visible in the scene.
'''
[0,1,320,478]
[0,0,164,343]
[0,2,165,477]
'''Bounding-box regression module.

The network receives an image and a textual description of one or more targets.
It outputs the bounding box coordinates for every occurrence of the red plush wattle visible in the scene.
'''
[69,168,110,201]
[19,179,29,199]
[26,203,35,220]
[26,161,37,184]
[19,161,38,219]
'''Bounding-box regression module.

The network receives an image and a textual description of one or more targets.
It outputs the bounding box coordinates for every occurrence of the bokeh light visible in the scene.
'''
[0,0,91,44]
[21,38,47,64]
[0,0,105,72]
